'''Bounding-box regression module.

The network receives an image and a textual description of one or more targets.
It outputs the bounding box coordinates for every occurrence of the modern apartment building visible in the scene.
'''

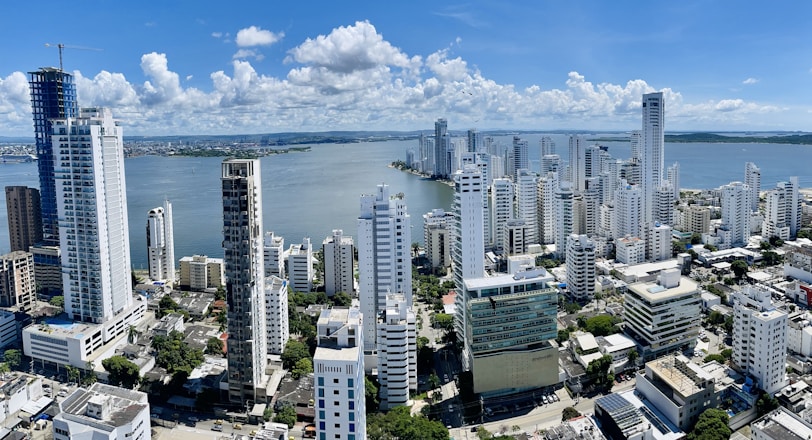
[4,186,41,252]
[554,182,574,260]
[323,230,355,296]
[732,285,787,395]
[536,171,558,245]
[146,200,175,284]
[491,178,514,253]
[0,251,35,311]
[313,307,366,440]
[762,177,801,241]
[744,162,761,212]
[624,269,701,360]
[718,181,751,248]
[376,294,417,410]
[222,158,268,405]
[178,255,224,291]
[265,275,290,355]
[357,184,412,355]
[512,136,529,181]
[515,169,538,245]
[423,209,452,271]
[616,236,645,265]
[565,234,595,302]
[288,238,314,293]
[263,232,285,278]
[641,92,665,225]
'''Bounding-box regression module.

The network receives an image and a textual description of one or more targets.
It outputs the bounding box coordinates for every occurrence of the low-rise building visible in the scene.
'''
[0,251,35,311]
[594,390,684,440]
[153,313,184,337]
[53,383,150,440]
[752,407,812,440]
[178,255,224,291]
[635,354,718,431]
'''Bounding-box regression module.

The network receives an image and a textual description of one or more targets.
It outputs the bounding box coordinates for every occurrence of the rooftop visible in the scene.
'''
[314,344,360,362]
[59,383,148,429]
[753,407,812,440]
[647,355,713,397]
[464,268,554,290]
[627,277,698,302]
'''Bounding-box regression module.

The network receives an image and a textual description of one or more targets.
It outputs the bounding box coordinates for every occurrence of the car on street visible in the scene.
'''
[212,424,223,432]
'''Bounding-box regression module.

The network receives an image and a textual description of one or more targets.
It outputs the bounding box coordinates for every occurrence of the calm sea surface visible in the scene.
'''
[1,135,811,267]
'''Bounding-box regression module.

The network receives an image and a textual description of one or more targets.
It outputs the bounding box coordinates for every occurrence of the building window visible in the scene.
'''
[349,401,355,410]
[348,390,354,399]
[319,422,325,430]
[334,390,340,395]
[333,378,339,384]
[347,378,354,387]
[319,399,325,408]
[318,388,324,397]
[319,411,325,420]
[349,423,355,433]
[318,377,324,386]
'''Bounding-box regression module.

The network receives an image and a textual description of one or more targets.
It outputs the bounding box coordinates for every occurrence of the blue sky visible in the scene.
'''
[0,1,810,136]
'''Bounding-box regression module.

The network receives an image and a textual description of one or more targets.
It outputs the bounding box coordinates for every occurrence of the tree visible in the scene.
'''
[330,291,352,307]
[214,285,226,301]
[367,406,448,440]
[0,363,9,379]
[691,233,702,245]
[102,355,141,389]
[273,403,297,428]
[731,260,748,279]
[431,313,454,331]
[584,315,620,336]
[762,250,783,266]
[628,349,639,365]
[686,408,730,440]
[3,349,21,369]
[562,406,581,421]
[281,340,311,370]
[66,365,80,384]
[291,358,313,379]
[365,376,379,413]
[705,244,718,252]
[49,295,64,309]
[586,355,614,391]
[476,426,491,440]
[756,392,779,417]
[707,310,725,325]
[769,236,784,248]
[556,329,570,344]
[151,330,205,374]
[563,302,581,314]
[427,373,440,392]
[720,348,733,360]
[215,308,227,331]
[205,337,224,355]
[703,354,725,364]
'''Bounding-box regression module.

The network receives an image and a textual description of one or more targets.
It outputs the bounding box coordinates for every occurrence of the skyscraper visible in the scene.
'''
[732,285,787,394]
[554,182,574,260]
[512,136,529,180]
[265,275,289,355]
[323,230,355,296]
[641,92,665,225]
[744,162,761,212]
[566,234,596,302]
[515,169,538,245]
[434,118,448,178]
[537,172,559,245]
[667,162,680,201]
[146,200,175,284]
[4,186,41,252]
[762,177,802,241]
[719,181,751,248]
[613,181,642,240]
[54,108,132,323]
[222,158,267,404]
[467,128,482,153]
[491,178,514,254]
[568,135,586,191]
[357,184,411,354]
[540,136,555,157]
[29,68,78,246]
[313,307,366,440]
[376,293,417,409]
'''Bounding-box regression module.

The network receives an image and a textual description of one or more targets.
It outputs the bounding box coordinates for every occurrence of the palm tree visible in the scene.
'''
[411,242,420,258]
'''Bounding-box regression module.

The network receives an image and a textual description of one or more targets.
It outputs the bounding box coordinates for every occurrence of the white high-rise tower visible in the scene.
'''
[732,285,787,395]
[554,182,574,260]
[357,185,412,354]
[512,136,529,180]
[568,135,586,191]
[719,181,751,248]
[515,169,538,245]
[537,172,559,245]
[146,200,175,284]
[491,178,514,254]
[53,108,132,323]
[762,177,802,241]
[222,158,268,404]
[641,92,665,225]
[744,162,761,212]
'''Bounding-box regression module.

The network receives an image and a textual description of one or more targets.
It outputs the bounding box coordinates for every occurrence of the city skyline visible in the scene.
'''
[1,2,811,136]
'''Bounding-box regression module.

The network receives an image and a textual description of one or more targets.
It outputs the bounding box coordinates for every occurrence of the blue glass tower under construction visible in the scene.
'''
[28,67,78,246]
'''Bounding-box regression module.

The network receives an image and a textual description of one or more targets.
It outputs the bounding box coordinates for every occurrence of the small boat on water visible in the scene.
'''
[0,154,37,163]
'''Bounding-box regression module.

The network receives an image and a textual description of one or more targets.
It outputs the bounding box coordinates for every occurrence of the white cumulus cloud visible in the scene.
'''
[236,26,284,47]
[742,77,759,85]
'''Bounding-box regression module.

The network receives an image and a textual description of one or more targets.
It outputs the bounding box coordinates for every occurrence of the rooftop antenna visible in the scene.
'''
[44,43,103,72]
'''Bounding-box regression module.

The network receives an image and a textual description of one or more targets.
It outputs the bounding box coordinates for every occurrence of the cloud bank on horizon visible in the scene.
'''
[0,21,782,137]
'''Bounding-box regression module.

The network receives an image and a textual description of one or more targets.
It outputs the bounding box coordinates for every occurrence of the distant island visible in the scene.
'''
[589,132,812,145]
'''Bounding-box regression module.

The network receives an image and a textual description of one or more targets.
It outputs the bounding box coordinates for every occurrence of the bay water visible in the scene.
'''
[1,136,811,267]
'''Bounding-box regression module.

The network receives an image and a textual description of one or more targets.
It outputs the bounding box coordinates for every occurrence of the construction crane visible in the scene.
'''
[44,43,102,72]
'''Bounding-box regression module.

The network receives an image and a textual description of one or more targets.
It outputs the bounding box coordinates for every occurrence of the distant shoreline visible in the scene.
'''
[589,133,812,145]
